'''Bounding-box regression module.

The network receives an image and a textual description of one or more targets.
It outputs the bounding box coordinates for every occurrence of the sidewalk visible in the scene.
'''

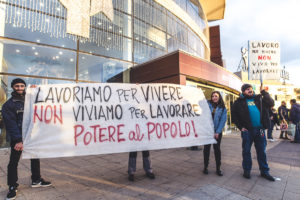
[0,130,300,200]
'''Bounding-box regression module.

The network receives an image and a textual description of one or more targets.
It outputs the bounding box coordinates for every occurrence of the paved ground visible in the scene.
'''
[0,130,300,200]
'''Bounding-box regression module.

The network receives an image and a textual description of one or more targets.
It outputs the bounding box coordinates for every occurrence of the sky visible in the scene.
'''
[209,0,300,87]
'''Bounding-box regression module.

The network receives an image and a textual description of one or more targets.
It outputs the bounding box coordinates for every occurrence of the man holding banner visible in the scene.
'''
[128,151,155,181]
[2,78,51,200]
[231,84,275,181]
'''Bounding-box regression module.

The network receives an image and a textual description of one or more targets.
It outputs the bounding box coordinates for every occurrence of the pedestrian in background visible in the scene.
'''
[2,78,51,200]
[278,101,289,139]
[203,91,227,176]
[231,84,275,181]
[267,107,279,142]
[289,99,300,143]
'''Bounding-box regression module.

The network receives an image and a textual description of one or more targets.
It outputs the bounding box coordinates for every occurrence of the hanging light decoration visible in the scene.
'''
[3,0,115,48]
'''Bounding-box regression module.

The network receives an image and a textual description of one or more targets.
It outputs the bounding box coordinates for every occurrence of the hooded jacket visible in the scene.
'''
[2,92,25,143]
[231,90,274,131]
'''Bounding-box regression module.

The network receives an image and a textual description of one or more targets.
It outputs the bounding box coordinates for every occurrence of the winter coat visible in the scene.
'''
[2,93,24,143]
[278,105,289,121]
[289,103,300,124]
[269,109,279,125]
[231,90,274,131]
[207,101,227,134]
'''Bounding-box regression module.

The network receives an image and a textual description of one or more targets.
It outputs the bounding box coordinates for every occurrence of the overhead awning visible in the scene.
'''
[199,0,226,21]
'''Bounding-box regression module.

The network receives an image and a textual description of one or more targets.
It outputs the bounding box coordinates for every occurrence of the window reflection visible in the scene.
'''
[134,18,166,51]
[78,53,132,82]
[134,41,165,63]
[134,0,167,31]
[113,0,131,14]
[0,39,76,79]
[79,30,132,62]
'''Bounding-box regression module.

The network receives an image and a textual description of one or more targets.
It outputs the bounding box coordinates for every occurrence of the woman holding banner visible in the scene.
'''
[203,91,227,176]
[128,151,155,181]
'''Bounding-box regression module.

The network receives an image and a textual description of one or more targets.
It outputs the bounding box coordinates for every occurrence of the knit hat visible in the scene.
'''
[241,84,252,93]
[11,78,26,88]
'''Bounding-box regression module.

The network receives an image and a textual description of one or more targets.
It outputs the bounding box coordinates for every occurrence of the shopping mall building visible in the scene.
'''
[0,0,243,146]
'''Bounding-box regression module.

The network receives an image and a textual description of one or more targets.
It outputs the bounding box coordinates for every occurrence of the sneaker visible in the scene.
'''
[203,168,208,175]
[216,170,223,176]
[145,172,155,179]
[6,186,17,200]
[31,178,52,188]
[243,171,251,179]
[128,174,134,182]
[261,173,275,181]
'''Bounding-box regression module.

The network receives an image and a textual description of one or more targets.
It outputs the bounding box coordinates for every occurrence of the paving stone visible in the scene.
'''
[0,130,299,199]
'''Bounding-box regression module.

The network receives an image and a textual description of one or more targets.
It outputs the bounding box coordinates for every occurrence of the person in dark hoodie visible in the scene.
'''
[2,78,51,200]
[231,83,275,181]
[289,99,300,143]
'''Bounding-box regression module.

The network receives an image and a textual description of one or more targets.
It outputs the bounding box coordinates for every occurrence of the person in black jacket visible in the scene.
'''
[231,84,275,181]
[267,107,280,141]
[2,78,51,200]
[289,99,300,143]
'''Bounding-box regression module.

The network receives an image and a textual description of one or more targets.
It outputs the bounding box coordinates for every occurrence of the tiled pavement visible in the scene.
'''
[0,130,300,200]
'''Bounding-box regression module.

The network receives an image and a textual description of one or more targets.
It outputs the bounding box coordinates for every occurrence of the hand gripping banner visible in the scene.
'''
[22,83,215,159]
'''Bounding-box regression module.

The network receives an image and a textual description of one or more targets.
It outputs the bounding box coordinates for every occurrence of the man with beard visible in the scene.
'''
[231,84,275,181]
[2,78,51,200]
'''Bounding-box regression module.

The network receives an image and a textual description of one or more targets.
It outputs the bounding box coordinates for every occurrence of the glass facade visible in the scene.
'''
[0,0,208,147]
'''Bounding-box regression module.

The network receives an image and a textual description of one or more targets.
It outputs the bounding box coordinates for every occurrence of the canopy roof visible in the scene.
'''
[198,0,226,21]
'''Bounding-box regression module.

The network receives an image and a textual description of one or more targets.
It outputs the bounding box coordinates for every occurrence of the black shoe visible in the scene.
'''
[31,178,52,188]
[146,172,155,179]
[216,170,223,176]
[6,186,17,200]
[261,173,275,181]
[203,168,208,174]
[243,171,251,179]
[128,174,134,182]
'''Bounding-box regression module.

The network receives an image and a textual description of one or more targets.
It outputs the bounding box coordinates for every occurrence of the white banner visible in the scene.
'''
[22,83,215,159]
[248,41,280,80]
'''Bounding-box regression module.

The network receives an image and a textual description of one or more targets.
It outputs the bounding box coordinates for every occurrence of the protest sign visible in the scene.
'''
[248,41,280,80]
[22,83,215,159]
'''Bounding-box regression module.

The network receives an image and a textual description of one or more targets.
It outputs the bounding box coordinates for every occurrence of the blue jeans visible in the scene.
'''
[267,121,274,139]
[242,128,269,174]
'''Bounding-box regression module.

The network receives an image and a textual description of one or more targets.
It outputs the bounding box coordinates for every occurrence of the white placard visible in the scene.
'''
[22,83,215,159]
[248,41,280,80]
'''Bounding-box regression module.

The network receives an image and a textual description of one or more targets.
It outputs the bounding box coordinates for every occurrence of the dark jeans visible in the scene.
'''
[203,133,222,170]
[128,151,152,175]
[241,128,269,174]
[7,142,41,187]
[267,121,274,139]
